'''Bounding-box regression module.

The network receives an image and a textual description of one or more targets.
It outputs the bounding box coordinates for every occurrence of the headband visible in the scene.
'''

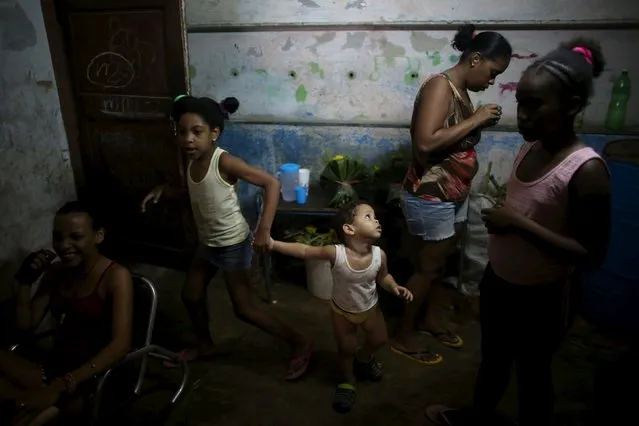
[173,94,188,102]
[572,46,593,65]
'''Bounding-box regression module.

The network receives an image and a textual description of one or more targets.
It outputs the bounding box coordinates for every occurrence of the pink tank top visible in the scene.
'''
[488,142,604,285]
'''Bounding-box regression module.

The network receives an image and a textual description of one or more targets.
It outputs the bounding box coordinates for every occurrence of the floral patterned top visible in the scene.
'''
[403,73,480,202]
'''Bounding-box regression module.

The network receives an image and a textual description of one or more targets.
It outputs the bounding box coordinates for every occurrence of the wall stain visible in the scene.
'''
[409,32,448,53]
[298,0,320,7]
[342,32,366,50]
[255,68,268,76]
[377,37,405,66]
[345,0,367,9]
[247,46,263,57]
[0,3,37,51]
[403,58,422,84]
[189,65,197,79]
[427,51,442,66]
[266,85,280,98]
[36,80,54,91]
[499,82,518,96]
[309,62,325,79]
[282,38,294,51]
[307,32,336,54]
[295,85,308,102]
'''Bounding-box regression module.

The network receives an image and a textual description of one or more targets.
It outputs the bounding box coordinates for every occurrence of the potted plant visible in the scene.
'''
[284,225,338,300]
[319,155,369,208]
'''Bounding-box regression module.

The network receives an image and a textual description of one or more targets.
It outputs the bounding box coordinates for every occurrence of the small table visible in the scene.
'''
[276,185,338,217]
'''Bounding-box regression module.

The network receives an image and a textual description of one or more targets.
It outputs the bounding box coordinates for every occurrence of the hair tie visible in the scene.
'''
[572,46,593,65]
[173,94,188,103]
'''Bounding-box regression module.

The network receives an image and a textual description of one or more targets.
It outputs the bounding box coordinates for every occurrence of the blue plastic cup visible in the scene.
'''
[295,186,307,204]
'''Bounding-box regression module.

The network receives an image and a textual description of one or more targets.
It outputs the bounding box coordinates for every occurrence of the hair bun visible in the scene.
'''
[221,97,240,115]
[452,23,476,52]
[560,37,605,78]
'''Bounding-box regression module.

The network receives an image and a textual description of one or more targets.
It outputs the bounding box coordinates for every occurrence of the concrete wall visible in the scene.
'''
[190,28,639,128]
[186,1,638,207]
[0,0,636,277]
[186,0,639,24]
[0,0,75,280]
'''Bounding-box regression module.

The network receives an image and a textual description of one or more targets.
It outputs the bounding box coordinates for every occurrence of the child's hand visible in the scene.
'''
[252,228,271,253]
[268,237,274,250]
[394,286,413,302]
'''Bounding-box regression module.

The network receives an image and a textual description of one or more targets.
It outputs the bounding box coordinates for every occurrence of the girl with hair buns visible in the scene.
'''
[426,38,611,426]
[141,95,313,380]
[392,24,512,364]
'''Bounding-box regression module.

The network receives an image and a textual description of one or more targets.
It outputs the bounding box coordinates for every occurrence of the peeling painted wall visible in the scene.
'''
[190,29,639,128]
[186,0,638,217]
[186,0,639,25]
[0,0,636,277]
[0,0,75,274]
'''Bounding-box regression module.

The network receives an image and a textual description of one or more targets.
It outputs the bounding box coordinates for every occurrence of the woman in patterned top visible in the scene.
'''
[391,24,512,364]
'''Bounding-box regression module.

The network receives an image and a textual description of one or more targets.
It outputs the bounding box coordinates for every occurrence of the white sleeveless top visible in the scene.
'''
[187,148,250,247]
[331,244,382,313]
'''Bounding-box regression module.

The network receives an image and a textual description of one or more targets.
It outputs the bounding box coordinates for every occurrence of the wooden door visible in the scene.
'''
[54,0,195,268]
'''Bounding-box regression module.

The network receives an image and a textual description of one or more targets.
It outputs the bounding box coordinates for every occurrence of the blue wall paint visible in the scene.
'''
[216,124,625,223]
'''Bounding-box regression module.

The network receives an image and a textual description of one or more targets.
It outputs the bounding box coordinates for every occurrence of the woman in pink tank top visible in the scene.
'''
[426,39,611,426]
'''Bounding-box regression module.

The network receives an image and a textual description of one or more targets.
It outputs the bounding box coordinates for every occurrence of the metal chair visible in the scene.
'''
[11,274,189,424]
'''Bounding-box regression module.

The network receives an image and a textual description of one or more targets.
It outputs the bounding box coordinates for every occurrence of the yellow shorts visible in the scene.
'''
[331,301,378,325]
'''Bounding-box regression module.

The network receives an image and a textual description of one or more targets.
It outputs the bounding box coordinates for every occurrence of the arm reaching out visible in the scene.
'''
[270,239,336,262]
[376,250,413,302]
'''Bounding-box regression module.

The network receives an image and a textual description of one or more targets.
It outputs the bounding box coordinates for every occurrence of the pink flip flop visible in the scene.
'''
[284,341,314,381]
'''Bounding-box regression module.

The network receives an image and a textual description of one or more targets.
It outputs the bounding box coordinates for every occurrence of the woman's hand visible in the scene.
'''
[253,228,272,253]
[481,204,522,234]
[14,250,56,285]
[472,104,502,128]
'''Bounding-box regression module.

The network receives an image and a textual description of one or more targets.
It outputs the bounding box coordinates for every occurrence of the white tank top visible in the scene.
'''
[187,148,250,247]
[331,244,381,313]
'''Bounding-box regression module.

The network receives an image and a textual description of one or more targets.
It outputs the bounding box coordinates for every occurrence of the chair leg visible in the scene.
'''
[171,358,189,404]
[134,353,148,395]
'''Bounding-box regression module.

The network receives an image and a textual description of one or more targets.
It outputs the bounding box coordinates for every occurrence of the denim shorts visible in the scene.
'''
[195,234,253,271]
[400,191,469,241]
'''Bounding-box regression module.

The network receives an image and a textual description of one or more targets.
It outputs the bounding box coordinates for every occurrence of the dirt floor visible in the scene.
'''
[103,264,631,426]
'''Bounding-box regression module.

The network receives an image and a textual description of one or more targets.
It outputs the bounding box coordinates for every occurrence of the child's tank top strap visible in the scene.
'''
[211,147,226,170]
[372,246,382,271]
[333,244,346,268]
